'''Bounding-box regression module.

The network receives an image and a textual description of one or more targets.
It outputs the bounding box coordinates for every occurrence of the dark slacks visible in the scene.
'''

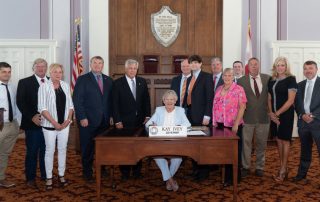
[119,120,144,178]
[223,124,243,183]
[79,122,108,178]
[25,128,46,181]
[297,124,320,177]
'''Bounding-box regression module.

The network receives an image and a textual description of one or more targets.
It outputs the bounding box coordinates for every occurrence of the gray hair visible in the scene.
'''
[125,59,139,68]
[33,58,48,68]
[211,56,222,65]
[162,90,178,102]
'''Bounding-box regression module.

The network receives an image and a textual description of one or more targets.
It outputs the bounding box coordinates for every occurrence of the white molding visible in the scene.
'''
[0,39,57,86]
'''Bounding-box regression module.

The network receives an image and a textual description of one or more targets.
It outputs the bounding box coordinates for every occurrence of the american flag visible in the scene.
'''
[71,23,84,91]
[245,19,253,75]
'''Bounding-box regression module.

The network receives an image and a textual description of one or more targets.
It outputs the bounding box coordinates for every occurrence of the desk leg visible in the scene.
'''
[233,163,238,202]
[96,163,101,201]
[233,141,238,202]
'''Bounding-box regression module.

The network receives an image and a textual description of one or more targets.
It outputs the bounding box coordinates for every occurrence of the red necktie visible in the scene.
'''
[252,77,260,98]
[213,76,217,90]
[41,78,45,83]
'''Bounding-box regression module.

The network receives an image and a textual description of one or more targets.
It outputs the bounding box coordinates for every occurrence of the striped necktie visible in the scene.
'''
[180,76,187,106]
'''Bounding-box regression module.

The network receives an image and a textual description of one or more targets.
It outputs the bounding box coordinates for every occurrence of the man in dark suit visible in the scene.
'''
[211,56,224,96]
[113,59,151,180]
[187,55,214,126]
[170,59,192,110]
[187,55,214,181]
[293,60,320,182]
[73,56,113,182]
[16,58,48,189]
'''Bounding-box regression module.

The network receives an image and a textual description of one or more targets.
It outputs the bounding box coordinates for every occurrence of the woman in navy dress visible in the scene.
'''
[268,56,297,182]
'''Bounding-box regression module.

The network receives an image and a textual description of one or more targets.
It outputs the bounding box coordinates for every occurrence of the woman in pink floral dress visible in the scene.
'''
[212,68,247,187]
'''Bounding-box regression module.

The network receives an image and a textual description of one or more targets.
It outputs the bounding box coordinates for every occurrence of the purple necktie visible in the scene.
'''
[97,75,103,94]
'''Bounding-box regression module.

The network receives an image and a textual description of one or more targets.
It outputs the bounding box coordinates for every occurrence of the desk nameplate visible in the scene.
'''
[149,126,187,137]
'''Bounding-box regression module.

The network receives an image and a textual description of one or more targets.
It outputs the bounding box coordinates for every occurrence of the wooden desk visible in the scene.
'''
[95,127,239,201]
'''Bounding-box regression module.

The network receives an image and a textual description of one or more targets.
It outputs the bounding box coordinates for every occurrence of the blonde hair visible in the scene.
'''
[49,63,64,74]
[271,56,293,79]
[223,67,234,76]
[162,90,178,102]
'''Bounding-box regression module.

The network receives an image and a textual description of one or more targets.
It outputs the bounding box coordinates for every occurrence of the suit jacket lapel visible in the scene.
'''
[135,77,141,103]
[123,76,136,102]
[246,76,256,97]
[310,77,320,109]
[192,71,202,91]
[89,72,102,95]
[31,75,40,88]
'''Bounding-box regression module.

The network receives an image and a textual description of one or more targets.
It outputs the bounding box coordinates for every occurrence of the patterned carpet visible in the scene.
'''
[1,138,320,202]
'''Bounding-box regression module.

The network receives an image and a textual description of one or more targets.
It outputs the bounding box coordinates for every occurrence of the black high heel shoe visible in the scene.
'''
[58,176,68,187]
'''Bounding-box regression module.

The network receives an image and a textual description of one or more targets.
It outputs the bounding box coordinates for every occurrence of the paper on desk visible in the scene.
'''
[187,130,206,136]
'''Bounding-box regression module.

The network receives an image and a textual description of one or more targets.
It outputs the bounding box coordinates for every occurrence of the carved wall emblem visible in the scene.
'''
[151,6,181,47]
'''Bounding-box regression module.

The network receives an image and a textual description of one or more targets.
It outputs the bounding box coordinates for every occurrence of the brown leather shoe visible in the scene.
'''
[26,180,38,189]
[0,179,15,188]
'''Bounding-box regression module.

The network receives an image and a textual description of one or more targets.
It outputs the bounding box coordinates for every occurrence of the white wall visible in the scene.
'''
[258,0,277,74]
[89,0,109,75]
[0,0,40,38]
[48,0,71,83]
[287,0,320,40]
[223,0,242,68]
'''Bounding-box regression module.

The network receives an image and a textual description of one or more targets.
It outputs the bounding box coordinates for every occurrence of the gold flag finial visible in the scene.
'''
[74,18,82,25]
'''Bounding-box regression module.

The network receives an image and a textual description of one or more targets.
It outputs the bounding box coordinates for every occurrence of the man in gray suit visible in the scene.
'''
[237,57,271,177]
[293,60,320,182]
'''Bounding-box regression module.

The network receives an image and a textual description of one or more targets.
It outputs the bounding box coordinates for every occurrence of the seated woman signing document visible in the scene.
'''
[145,90,191,191]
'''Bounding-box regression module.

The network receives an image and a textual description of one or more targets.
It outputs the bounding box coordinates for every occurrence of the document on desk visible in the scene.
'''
[187,130,206,136]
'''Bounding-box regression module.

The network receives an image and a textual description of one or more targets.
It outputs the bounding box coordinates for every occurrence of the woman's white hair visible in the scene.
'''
[162,90,178,102]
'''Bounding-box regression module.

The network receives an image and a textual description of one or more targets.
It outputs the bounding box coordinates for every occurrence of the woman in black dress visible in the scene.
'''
[268,56,297,182]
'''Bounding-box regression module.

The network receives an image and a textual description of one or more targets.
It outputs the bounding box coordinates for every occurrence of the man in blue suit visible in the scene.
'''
[73,56,113,182]
[294,60,320,182]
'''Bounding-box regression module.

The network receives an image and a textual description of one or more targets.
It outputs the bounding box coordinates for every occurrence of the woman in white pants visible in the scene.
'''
[38,63,74,190]
[146,90,191,191]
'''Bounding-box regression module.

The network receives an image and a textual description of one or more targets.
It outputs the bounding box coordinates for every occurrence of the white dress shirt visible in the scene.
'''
[125,75,136,94]
[213,72,222,90]
[0,81,20,122]
[38,79,74,128]
[35,74,49,85]
[249,74,263,95]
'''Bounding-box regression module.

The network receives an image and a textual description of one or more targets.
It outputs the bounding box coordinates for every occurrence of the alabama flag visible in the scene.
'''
[245,19,253,75]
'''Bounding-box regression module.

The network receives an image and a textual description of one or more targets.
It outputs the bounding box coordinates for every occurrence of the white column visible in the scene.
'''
[48,0,71,83]
[89,0,109,75]
[223,0,243,67]
[256,0,277,74]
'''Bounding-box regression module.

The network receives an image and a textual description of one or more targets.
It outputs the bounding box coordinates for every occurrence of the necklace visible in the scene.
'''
[223,85,231,91]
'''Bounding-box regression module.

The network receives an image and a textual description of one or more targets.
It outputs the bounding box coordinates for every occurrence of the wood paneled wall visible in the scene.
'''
[109,0,223,75]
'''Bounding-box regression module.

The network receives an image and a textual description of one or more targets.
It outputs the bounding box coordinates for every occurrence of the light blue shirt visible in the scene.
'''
[145,106,191,128]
